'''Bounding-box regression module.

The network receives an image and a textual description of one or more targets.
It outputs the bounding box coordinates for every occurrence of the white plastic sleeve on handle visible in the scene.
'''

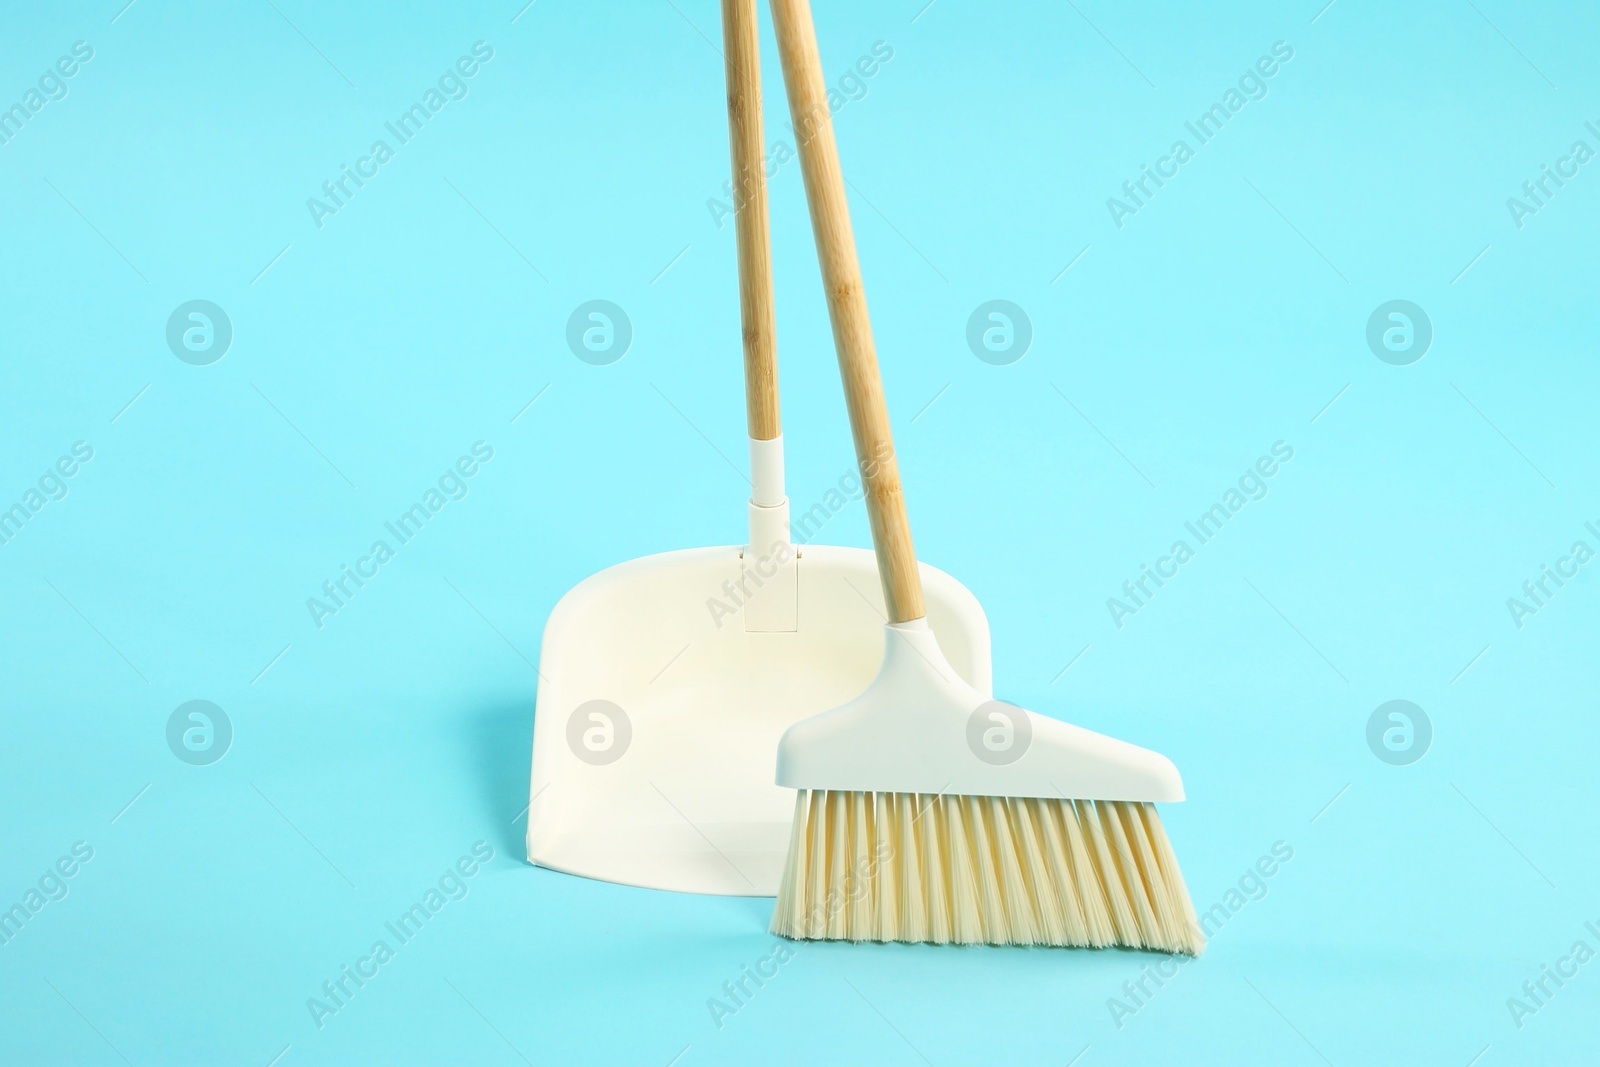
[750,434,785,507]
[747,435,791,559]
[745,434,797,631]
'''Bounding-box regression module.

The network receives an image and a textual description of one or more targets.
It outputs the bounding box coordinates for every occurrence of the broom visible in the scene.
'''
[766,0,1203,954]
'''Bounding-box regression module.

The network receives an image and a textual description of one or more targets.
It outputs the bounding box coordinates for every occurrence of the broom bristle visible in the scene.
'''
[770,790,1204,955]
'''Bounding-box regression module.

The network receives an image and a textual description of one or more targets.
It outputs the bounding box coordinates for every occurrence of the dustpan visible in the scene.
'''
[524,0,992,896]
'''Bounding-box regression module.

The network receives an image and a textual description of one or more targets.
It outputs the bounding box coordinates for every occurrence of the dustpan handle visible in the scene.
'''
[723,0,780,444]
[769,0,924,623]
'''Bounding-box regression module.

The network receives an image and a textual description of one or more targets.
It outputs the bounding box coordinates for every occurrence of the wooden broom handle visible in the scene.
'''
[722,0,780,441]
[769,0,924,622]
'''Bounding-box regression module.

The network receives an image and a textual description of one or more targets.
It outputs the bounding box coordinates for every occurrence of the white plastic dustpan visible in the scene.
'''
[527,540,990,895]
[525,0,991,896]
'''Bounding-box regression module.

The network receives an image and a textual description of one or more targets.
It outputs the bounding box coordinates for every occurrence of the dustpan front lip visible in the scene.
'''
[524,845,780,898]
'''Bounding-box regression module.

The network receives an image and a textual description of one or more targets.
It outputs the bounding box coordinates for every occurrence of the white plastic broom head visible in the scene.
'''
[776,621,1184,803]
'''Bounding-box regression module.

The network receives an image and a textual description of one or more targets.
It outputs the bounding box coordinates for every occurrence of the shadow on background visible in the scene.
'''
[465,699,534,859]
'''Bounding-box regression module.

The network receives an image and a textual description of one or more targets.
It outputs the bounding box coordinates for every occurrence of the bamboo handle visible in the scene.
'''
[769,0,924,622]
[722,0,780,441]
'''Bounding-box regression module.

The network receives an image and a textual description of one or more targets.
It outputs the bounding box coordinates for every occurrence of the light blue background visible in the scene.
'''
[3,0,1597,1063]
